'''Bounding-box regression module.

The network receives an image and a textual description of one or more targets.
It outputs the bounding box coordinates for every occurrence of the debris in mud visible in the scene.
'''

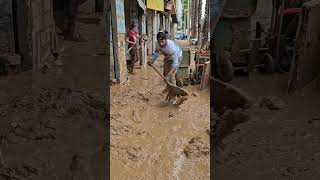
[126,147,143,162]
[131,110,142,123]
[136,130,150,136]
[111,123,133,135]
[115,88,153,104]
[184,137,209,159]
[165,85,188,104]
[169,112,174,117]
[259,96,287,110]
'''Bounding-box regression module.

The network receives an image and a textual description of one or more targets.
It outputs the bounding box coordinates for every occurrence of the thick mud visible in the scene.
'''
[0,87,106,180]
[0,11,107,180]
[110,61,210,180]
[213,73,320,180]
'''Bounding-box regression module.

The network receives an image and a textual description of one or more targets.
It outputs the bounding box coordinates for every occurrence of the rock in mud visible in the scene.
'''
[259,96,287,110]
[184,137,209,159]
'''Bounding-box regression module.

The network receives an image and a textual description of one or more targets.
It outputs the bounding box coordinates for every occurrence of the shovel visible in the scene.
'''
[149,64,189,97]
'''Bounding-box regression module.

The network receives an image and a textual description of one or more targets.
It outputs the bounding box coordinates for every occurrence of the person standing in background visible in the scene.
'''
[126,22,140,74]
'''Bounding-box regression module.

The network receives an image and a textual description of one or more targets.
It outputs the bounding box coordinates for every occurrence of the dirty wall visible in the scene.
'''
[0,0,56,71]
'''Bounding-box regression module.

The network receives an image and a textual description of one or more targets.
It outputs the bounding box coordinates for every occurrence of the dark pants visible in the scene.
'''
[128,45,139,73]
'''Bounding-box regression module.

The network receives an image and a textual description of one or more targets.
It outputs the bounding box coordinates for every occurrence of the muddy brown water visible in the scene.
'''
[110,61,210,180]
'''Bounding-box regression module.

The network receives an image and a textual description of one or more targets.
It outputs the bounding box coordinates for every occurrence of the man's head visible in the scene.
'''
[157,31,167,48]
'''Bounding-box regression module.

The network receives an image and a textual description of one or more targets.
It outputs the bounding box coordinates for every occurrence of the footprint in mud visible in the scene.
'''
[184,137,210,159]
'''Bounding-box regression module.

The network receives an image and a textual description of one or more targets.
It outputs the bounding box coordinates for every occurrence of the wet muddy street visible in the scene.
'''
[214,73,320,180]
[110,61,210,180]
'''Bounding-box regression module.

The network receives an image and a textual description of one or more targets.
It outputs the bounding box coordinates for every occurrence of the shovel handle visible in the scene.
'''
[150,64,171,85]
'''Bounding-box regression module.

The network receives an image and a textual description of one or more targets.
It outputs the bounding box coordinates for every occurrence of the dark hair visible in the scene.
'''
[130,21,137,30]
[157,31,167,41]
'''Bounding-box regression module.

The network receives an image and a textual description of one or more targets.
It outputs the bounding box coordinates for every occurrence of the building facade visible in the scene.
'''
[110,0,178,84]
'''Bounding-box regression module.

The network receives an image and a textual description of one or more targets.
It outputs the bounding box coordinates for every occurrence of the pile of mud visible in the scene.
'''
[259,96,287,110]
[184,137,210,159]
[211,108,250,149]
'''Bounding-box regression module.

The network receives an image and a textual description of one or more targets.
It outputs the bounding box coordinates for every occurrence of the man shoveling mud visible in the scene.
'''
[147,31,183,90]
[147,32,188,105]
